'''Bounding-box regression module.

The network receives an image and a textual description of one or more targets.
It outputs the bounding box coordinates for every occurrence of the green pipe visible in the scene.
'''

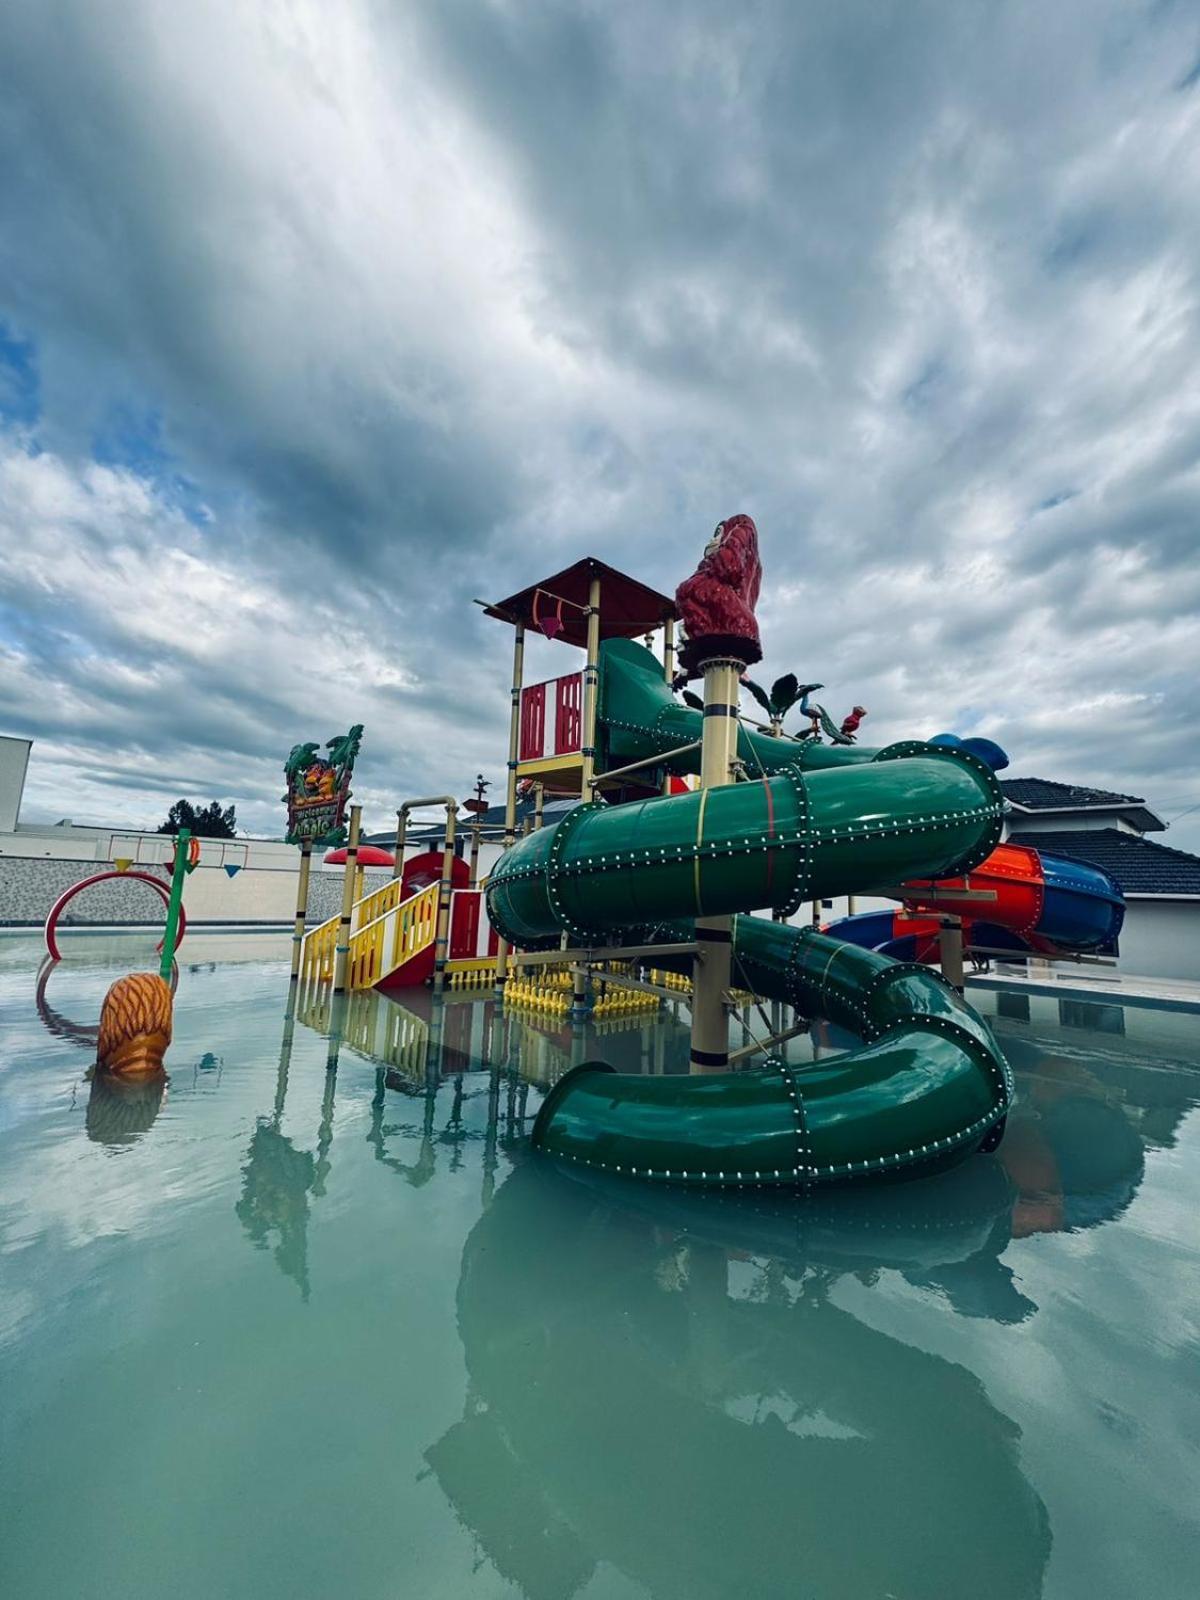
[159,828,191,981]
[487,639,1013,1189]
[486,748,1004,944]
[599,636,875,778]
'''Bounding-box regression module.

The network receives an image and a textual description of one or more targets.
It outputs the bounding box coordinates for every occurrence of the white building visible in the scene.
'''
[1002,778,1200,983]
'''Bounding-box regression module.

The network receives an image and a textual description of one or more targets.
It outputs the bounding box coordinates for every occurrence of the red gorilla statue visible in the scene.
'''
[674,514,763,679]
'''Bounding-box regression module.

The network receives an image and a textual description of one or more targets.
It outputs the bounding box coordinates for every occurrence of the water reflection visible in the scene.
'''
[430,1158,1053,1600]
[84,1070,167,1148]
[235,999,336,1300]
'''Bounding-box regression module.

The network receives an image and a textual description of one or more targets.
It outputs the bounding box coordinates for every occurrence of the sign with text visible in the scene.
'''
[282,725,364,848]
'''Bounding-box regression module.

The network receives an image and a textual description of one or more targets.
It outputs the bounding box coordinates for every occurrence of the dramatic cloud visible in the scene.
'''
[1,0,1198,843]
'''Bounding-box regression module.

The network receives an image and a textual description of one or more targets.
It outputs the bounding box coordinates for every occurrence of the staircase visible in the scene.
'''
[300,878,440,990]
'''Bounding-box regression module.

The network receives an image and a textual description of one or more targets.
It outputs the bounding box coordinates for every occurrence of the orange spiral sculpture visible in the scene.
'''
[96,972,173,1076]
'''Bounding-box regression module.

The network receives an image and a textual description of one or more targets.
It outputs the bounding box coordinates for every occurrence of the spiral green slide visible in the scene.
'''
[486,639,1014,1188]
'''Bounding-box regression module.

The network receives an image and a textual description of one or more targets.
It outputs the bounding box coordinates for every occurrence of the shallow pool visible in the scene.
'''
[2,933,1198,1599]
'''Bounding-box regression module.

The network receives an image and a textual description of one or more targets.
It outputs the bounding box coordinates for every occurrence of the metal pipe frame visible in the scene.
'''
[588,740,701,789]
[510,940,699,968]
[726,1018,812,1066]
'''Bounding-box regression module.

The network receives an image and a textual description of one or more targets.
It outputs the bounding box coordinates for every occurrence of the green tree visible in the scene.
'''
[158,799,237,838]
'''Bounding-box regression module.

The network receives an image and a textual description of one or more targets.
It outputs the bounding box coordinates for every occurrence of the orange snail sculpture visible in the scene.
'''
[96,971,174,1077]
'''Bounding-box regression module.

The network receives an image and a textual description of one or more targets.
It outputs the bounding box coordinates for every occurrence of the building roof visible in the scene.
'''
[1001,777,1164,832]
[1017,829,1200,897]
[484,557,676,648]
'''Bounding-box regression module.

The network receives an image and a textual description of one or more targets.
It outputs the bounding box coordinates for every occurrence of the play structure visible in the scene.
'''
[296,520,1125,1189]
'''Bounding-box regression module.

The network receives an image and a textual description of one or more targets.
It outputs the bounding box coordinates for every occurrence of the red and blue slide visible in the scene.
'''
[824,735,1125,961]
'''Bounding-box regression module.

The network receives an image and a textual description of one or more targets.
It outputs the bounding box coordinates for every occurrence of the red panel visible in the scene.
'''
[520,682,546,760]
[449,891,481,960]
[376,944,435,990]
[401,851,470,897]
[554,672,582,754]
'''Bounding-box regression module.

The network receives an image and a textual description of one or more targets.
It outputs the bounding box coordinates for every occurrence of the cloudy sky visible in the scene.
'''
[1,0,1198,848]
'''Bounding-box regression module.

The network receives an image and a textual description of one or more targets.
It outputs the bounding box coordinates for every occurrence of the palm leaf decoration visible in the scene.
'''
[769,674,800,717]
[740,678,774,718]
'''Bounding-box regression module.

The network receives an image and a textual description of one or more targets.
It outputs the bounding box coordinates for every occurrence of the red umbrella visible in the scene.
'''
[323,844,395,867]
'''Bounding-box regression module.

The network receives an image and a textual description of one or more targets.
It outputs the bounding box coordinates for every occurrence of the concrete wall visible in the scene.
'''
[0,850,402,930]
[0,736,31,834]
[1115,900,1200,983]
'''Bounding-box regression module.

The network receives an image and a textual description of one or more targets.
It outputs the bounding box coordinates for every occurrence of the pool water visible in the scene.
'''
[2,933,1198,1599]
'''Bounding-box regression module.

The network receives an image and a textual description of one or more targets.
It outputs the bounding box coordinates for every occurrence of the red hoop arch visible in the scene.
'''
[43,872,188,962]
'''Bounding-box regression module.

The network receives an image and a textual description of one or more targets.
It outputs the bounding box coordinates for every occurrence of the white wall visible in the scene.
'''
[1115,900,1200,983]
[1008,814,1139,836]
[0,736,31,833]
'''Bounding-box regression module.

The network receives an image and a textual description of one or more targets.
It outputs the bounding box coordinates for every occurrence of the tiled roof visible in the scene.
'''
[1001,777,1144,808]
[1001,777,1164,832]
[1017,829,1200,897]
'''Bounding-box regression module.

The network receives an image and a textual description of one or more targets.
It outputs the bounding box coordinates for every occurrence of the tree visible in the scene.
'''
[158,799,237,838]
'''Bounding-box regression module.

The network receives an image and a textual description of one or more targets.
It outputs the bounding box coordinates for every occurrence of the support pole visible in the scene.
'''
[534,782,544,830]
[391,809,408,883]
[689,657,740,1074]
[570,573,602,1021]
[159,827,191,983]
[433,802,457,995]
[579,574,602,793]
[290,839,313,981]
[662,615,677,793]
[494,623,525,992]
[469,817,481,887]
[332,806,361,995]
[939,916,965,992]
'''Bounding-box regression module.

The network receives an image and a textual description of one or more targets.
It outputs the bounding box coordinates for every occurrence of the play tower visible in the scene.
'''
[299,524,1126,1190]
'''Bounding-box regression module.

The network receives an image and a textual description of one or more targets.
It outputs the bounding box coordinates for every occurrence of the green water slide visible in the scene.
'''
[486,640,1013,1188]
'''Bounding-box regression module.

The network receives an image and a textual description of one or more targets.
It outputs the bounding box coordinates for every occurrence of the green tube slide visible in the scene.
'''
[486,640,1013,1189]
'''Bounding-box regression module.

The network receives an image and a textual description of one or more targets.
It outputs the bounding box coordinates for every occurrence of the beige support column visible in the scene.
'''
[939,916,965,992]
[662,615,677,795]
[391,809,408,881]
[494,624,525,992]
[534,782,545,829]
[690,657,740,1074]
[433,803,457,995]
[290,839,313,981]
[579,574,602,792]
[332,806,362,994]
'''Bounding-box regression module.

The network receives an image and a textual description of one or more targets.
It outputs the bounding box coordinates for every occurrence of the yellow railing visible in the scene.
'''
[300,911,341,985]
[299,880,440,991]
[351,875,405,933]
[349,880,439,988]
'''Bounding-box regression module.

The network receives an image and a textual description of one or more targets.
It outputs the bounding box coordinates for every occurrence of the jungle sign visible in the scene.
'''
[283,725,364,848]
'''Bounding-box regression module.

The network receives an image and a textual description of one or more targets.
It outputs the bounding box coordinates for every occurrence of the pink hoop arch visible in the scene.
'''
[43,871,188,962]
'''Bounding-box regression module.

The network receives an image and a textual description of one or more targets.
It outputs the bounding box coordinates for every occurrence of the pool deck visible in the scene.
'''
[969,962,1200,1014]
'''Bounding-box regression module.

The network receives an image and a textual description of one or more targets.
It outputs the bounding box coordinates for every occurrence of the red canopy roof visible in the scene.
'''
[323,844,395,867]
[484,557,676,649]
